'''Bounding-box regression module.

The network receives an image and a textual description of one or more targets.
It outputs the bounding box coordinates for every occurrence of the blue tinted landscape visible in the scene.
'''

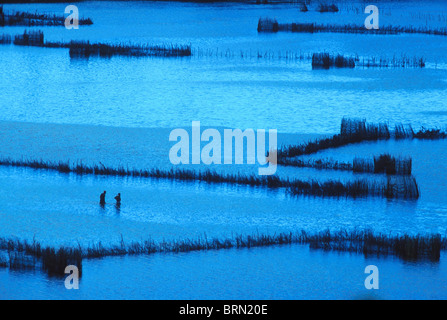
[0,0,446,300]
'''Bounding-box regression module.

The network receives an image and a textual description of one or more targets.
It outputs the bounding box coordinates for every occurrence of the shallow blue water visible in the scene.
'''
[0,1,447,132]
[1,246,446,300]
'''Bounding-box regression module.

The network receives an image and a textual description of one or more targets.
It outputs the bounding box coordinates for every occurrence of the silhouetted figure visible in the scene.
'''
[100,191,106,205]
[114,193,121,205]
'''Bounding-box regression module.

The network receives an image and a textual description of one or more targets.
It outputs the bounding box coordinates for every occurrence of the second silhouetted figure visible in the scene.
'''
[114,193,121,205]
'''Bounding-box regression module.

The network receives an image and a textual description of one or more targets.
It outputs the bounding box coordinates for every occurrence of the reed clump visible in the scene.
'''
[414,127,447,139]
[0,6,93,27]
[394,123,415,139]
[41,247,82,277]
[257,17,279,33]
[0,33,11,44]
[287,176,418,199]
[317,4,339,13]
[302,229,444,261]
[0,238,81,276]
[340,118,391,140]
[394,124,446,139]
[11,30,191,58]
[278,157,353,171]
[384,176,420,200]
[351,158,374,173]
[68,41,192,58]
[278,153,411,175]
[312,53,355,69]
[0,254,7,268]
[8,252,36,271]
[359,55,426,68]
[287,179,370,198]
[355,155,412,175]
[257,18,447,36]
[13,30,44,46]
[373,154,409,175]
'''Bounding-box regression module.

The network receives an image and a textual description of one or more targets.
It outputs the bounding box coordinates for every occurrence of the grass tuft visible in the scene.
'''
[0,33,11,44]
[312,53,355,69]
[317,4,339,13]
[257,18,447,36]
[0,6,92,27]
[278,153,412,175]
[11,30,191,58]
[1,229,445,277]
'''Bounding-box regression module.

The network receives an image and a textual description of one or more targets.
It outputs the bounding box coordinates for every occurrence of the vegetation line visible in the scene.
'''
[277,118,446,159]
[0,33,11,44]
[0,6,93,27]
[6,30,425,65]
[13,30,192,58]
[278,153,412,175]
[0,156,419,199]
[311,52,425,69]
[257,17,447,36]
[1,229,445,276]
[194,49,426,68]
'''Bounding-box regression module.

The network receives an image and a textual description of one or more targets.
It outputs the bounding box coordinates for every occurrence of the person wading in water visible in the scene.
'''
[114,193,121,206]
[100,191,106,205]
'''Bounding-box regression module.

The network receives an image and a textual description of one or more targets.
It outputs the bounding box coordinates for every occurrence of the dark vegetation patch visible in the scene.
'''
[0,33,11,44]
[13,30,192,58]
[278,153,412,175]
[1,229,445,277]
[0,6,92,27]
[277,118,446,159]
[317,3,339,13]
[257,17,447,36]
[312,52,355,68]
